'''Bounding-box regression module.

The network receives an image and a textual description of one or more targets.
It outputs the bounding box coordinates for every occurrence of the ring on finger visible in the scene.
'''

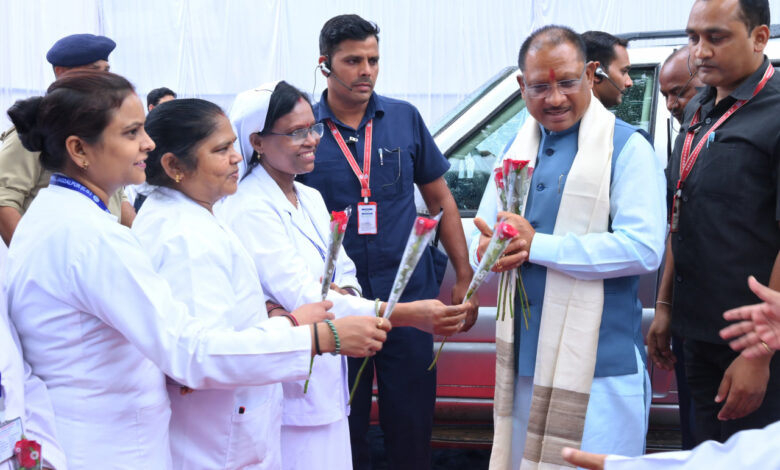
[761,341,772,353]
[377,318,384,328]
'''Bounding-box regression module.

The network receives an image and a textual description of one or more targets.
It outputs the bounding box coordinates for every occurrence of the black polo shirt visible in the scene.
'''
[667,57,780,344]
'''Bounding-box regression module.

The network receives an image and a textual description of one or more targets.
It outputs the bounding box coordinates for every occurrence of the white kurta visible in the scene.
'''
[219,166,374,469]
[605,420,780,469]
[133,186,310,470]
[0,244,66,470]
[7,185,312,469]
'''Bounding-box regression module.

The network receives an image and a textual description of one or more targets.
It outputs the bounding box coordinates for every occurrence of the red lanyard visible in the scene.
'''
[677,65,774,189]
[326,119,373,202]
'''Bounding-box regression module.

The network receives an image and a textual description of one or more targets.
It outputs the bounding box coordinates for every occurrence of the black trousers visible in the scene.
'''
[684,339,780,444]
[672,335,697,450]
[347,326,436,470]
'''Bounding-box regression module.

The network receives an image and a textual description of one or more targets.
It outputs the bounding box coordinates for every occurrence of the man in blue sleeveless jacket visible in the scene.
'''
[473,26,666,468]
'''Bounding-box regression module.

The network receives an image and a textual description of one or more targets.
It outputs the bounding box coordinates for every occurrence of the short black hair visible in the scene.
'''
[582,31,628,70]
[8,71,134,171]
[144,98,224,186]
[735,0,770,32]
[518,25,586,72]
[319,14,380,60]
[147,87,177,108]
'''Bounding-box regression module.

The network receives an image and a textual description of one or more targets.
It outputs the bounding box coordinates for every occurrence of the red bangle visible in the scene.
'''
[282,313,299,326]
[267,302,282,313]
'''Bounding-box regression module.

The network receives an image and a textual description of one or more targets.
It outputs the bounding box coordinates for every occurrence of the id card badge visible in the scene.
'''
[670,189,682,233]
[357,202,378,235]
[0,417,23,463]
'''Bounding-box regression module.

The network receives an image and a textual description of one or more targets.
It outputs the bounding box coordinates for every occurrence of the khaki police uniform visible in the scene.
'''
[0,127,126,218]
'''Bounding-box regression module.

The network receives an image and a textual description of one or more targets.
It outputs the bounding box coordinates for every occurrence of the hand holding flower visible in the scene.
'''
[330,316,392,357]
[429,221,519,369]
[492,211,534,271]
[474,216,529,272]
[451,273,479,331]
[391,299,469,336]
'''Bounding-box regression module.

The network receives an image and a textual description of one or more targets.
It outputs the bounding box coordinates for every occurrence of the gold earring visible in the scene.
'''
[174,174,182,183]
[81,160,89,169]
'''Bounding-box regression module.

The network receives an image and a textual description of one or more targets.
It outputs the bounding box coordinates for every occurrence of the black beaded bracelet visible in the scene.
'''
[324,319,340,356]
[314,323,322,356]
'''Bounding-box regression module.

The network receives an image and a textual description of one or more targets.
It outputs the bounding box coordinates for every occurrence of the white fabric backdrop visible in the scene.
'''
[2,0,780,130]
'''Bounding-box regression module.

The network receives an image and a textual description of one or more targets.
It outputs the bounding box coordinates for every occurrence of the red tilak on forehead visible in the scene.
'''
[549,69,556,81]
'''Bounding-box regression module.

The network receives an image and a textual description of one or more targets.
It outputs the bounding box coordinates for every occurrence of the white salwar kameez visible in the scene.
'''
[220,166,375,470]
[7,185,312,469]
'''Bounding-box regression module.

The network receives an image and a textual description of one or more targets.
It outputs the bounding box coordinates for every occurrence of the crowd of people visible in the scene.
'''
[0,0,777,469]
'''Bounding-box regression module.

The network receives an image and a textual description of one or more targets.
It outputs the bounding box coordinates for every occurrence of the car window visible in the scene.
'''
[442,95,527,216]
[444,65,656,216]
[612,66,656,134]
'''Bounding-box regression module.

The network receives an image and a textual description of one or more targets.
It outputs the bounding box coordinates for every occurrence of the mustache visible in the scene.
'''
[351,79,373,87]
[543,106,571,113]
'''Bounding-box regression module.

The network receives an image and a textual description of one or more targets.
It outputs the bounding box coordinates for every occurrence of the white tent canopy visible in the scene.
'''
[2,0,779,130]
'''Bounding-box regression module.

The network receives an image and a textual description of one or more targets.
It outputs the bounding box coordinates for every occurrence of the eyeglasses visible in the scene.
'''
[266,122,324,143]
[523,67,587,99]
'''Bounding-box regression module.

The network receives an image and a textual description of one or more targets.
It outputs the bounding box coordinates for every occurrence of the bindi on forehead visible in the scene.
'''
[549,69,556,81]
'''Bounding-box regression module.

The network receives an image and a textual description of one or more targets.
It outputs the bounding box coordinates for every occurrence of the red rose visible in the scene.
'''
[496,222,519,240]
[502,159,512,178]
[493,168,505,189]
[330,211,349,234]
[414,217,438,236]
[14,438,41,468]
[508,159,529,172]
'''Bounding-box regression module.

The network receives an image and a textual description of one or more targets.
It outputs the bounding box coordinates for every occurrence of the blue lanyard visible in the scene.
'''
[49,174,111,214]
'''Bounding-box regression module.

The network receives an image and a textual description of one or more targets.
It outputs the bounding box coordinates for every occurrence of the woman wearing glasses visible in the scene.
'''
[220,81,469,470]
[132,97,390,470]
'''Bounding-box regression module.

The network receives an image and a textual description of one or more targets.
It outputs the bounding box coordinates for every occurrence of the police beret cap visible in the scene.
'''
[46,34,116,67]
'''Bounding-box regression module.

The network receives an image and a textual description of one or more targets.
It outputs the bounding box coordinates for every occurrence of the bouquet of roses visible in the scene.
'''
[14,437,42,470]
[495,159,533,327]
[349,213,443,403]
[428,221,519,369]
[305,206,352,394]
[503,159,533,215]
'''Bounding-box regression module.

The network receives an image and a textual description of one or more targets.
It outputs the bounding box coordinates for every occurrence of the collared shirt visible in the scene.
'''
[668,57,780,343]
[298,91,450,301]
[472,117,666,376]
